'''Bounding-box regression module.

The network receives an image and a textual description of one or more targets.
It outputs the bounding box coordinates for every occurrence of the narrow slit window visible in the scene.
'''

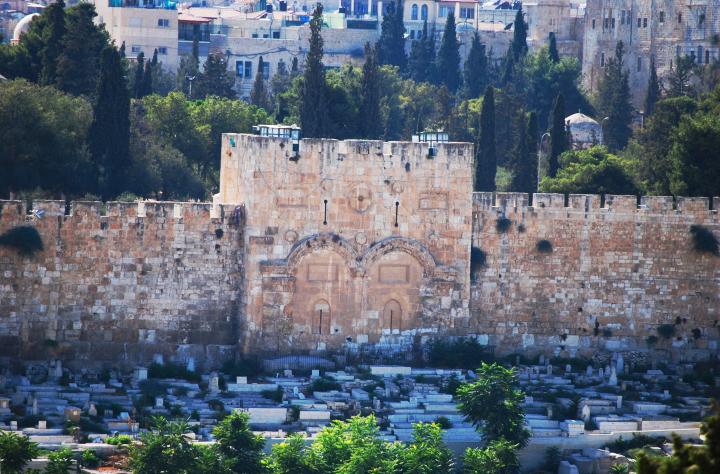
[323,199,328,225]
[394,201,399,227]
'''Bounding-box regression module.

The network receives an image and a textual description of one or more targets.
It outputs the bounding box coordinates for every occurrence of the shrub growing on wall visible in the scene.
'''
[536,239,553,253]
[496,217,512,233]
[0,226,43,256]
[657,324,676,339]
[470,247,487,280]
[689,225,719,256]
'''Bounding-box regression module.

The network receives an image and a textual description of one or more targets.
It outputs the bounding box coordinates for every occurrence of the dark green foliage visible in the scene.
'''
[667,111,720,197]
[690,225,719,256]
[250,56,271,112]
[377,1,406,71]
[40,0,66,86]
[409,20,435,84]
[644,56,660,116]
[464,33,488,98]
[148,363,200,382]
[511,7,527,61]
[436,12,461,92]
[510,111,537,193]
[548,32,559,63]
[475,86,497,191]
[602,328,613,337]
[657,324,676,339]
[645,335,659,346]
[310,377,341,392]
[0,226,43,257]
[542,446,562,473]
[213,411,266,474]
[536,239,553,253]
[262,387,284,403]
[80,449,100,468]
[90,46,130,199]
[457,362,529,447]
[692,328,703,339]
[221,358,263,377]
[595,41,633,152]
[463,438,520,474]
[300,4,328,138]
[265,434,315,474]
[428,338,490,370]
[549,93,566,178]
[141,59,153,98]
[133,52,145,99]
[496,217,512,233]
[129,417,201,474]
[471,246,487,275]
[0,431,39,473]
[434,416,453,429]
[194,51,235,99]
[360,43,382,139]
[397,422,455,473]
[667,55,696,98]
[540,146,638,195]
[45,447,74,474]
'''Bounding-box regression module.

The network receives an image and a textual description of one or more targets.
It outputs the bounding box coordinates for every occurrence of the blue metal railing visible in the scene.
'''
[108,0,177,10]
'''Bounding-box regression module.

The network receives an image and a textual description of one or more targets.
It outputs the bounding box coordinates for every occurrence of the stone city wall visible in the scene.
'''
[470,192,720,359]
[0,200,244,369]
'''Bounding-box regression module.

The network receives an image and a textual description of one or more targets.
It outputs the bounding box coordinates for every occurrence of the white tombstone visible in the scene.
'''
[186,358,195,373]
[298,392,305,400]
[30,398,38,416]
[53,360,63,379]
[311,370,320,379]
[38,420,47,430]
[608,367,618,386]
[283,369,293,377]
[88,403,98,417]
[236,376,248,385]
[10,420,17,431]
[616,354,624,374]
[663,390,671,400]
[155,397,164,408]
[616,396,623,410]
[292,386,300,396]
[547,406,554,418]
[599,368,604,378]
[547,365,553,376]
[566,364,572,373]
[153,354,164,365]
[581,404,591,422]
[209,374,220,393]
[539,355,545,365]
[120,412,130,420]
[135,367,148,381]
[586,366,593,377]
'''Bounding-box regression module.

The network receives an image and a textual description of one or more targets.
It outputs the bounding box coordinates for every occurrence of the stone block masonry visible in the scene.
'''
[0,200,244,369]
[471,192,720,358]
[0,134,718,366]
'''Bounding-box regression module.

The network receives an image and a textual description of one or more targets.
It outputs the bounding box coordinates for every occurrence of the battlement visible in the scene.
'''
[473,192,720,221]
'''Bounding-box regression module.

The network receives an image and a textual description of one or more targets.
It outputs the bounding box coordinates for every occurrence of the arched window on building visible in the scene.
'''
[411,4,418,20]
[421,4,428,20]
[383,300,402,332]
[312,300,331,335]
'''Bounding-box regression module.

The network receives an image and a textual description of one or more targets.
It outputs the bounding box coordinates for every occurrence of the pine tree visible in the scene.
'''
[436,11,461,93]
[119,41,126,58]
[56,3,108,96]
[300,4,329,138]
[141,59,153,97]
[475,86,497,191]
[643,56,660,117]
[511,6,528,61]
[90,46,130,199]
[194,51,235,99]
[151,49,158,67]
[548,93,566,178]
[133,52,145,99]
[250,56,271,112]
[548,32,559,63]
[377,1,406,70]
[596,41,633,152]
[40,0,66,86]
[464,32,488,98]
[271,59,291,120]
[511,111,538,194]
[360,43,382,139]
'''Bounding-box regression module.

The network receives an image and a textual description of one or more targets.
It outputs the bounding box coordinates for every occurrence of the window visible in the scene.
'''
[157,18,169,27]
[129,17,142,27]
[409,30,415,39]
[439,5,451,17]
[411,3,418,20]
[460,7,474,19]
[262,34,268,38]
[312,300,331,335]
[600,52,605,67]
[678,13,682,23]
[637,56,641,72]
[131,45,141,54]
[621,10,625,25]
[272,31,280,39]
[235,60,252,78]
[611,17,615,28]
[604,18,609,29]
[158,46,168,55]
[659,11,665,23]
[592,19,595,29]
[637,17,641,28]
[262,60,270,78]
[421,4,428,20]
[706,49,711,65]
[252,33,258,38]
[643,17,647,28]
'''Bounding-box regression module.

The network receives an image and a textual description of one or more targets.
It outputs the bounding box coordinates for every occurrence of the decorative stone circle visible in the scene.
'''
[391,181,404,194]
[351,186,373,213]
[355,232,367,245]
[320,179,333,192]
[284,230,298,243]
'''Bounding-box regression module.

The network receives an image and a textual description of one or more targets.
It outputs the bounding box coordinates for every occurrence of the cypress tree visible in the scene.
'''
[119,41,125,58]
[141,59,153,97]
[40,0,66,86]
[133,52,145,99]
[511,111,538,194]
[436,11,461,93]
[194,51,235,99]
[548,93,566,178]
[377,1,406,70]
[501,46,515,86]
[300,3,329,138]
[464,32,488,98]
[57,3,108,96]
[548,32,560,63]
[291,56,299,74]
[596,41,633,152]
[151,48,158,67]
[511,6,528,61]
[191,27,200,65]
[90,46,130,199]
[475,86,497,191]
[409,20,434,83]
[644,56,660,116]
[250,56,271,112]
[360,43,382,139]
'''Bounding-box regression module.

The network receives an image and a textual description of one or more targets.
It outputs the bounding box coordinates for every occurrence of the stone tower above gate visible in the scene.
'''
[215,134,475,353]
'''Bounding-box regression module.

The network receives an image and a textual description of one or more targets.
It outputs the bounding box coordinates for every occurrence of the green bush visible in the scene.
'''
[147,363,200,382]
[607,434,667,456]
[646,335,659,346]
[496,217,512,233]
[105,434,133,445]
[470,247,487,280]
[657,324,676,339]
[434,416,453,429]
[310,377,341,392]
[0,226,43,257]
[0,431,39,473]
[221,358,263,378]
[262,387,284,403]
[536,239,553,253]
[81,449,100,468]
[689,225,719,256]
[429,337,491,370]
[45,447,74,474]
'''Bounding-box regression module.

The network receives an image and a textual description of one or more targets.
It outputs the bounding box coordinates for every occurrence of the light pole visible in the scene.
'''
[600,116,609,145]
[539,132,550,187]
[185,74,196,98]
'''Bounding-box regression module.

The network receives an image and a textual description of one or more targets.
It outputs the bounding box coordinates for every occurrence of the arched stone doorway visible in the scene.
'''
[382,299,402,333]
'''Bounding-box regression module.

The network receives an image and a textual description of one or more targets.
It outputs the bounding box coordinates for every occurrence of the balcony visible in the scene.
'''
[108,0,177,10]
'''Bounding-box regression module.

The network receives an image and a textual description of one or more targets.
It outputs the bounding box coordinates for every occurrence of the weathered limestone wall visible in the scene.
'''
[216,134,474,354]
[471,192,720,359]
[0,200,244,369]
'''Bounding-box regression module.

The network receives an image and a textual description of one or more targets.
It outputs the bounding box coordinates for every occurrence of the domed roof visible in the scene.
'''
[12,13,40,43]
[565,112,599,126]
